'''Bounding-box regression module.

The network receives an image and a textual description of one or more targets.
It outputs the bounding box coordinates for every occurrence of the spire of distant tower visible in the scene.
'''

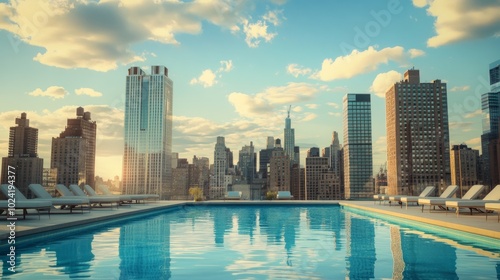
[287,105,291,118]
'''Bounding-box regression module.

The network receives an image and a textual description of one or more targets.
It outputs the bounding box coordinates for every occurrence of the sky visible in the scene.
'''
[0,0,499,180]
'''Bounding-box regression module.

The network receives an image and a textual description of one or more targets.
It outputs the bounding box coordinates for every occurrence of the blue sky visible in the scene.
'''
[0,0,498,180]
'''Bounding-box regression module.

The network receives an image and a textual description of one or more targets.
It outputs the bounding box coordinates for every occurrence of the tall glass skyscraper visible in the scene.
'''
[481,59,500,189]
[343,93,373,199]
[122,66,173,199]
[284,107,295,164]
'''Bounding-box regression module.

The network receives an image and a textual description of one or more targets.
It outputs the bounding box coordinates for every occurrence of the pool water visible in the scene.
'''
[1,205,499,279]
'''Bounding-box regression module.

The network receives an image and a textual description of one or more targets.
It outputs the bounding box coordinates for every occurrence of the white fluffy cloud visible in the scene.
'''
[311,46,424,81]
[190,69,217,88]
[228,82,319,120]
[327,102,339,109]
[243,19,276,48]
[305,104,318,109]
[75,88,103,97]
[287,64,312,78]
[29,86,68,99]
[369,70,403,98]
[0,1,283,71]
[413,0,500,47]
[191,59,234,88]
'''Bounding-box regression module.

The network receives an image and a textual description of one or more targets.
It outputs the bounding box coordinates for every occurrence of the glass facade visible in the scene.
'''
[343,93,373,199]
[122,66,173,198]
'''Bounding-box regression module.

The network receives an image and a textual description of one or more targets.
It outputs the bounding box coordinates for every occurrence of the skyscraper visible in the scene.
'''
[238,142,256,183]
[305,147,339,200]
[284,106,296,165]
[268,139,290,192]
[450,144,479,197]
[122,66,173,199]
[51,107,96,188]
[343,93,373,199]
[1,113,43,198]
[481,60,500,190]
[329,131,341,177]
[386,69,450,196]
[259,137,274,178]
[210,136,227,199]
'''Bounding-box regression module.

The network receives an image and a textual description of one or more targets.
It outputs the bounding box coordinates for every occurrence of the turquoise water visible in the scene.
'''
[1,205,500,279]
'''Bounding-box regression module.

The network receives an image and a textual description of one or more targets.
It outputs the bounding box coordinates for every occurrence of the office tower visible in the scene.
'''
[268,139,290,192]
[259,136,275,179]
[51,107,97,188]
[450,144,479,197]
[330,131,341,177]
[290,163,302,199]
[481,60,500,190]
[386,69,450,196]
[171,158,189,199]
[171,152,179,169]
[266,136,274,149]
[322,147,330,158]
[238,142,256,183]
[307,147,320,157]
[192,156,210,198]
[211,136,227,199]
[1,113,43,198]
[293,146,300,166]
[343,93,373,199]
[226,148,234,169]
[122,66,173,199]
[305,148,339,199]
[284,106,296,164]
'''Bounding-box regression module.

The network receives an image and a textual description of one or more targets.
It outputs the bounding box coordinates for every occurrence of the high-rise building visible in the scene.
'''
[51,107,96,189]
[210,136,227,199]
[268,139,290,192]
[238,142,256,183]
[305,148,339,200]
[329,131,341,177]
[259,136,275,179]
[386,69,450,196]
[1,113,43,198]
[284,106,296,165]
[192,156,210,198]
[290,163,302,200]
[293,146,300,166]
[122,66,173,199]
[343,93,373,199]
[481,60,500,190]
[450,144,479,197]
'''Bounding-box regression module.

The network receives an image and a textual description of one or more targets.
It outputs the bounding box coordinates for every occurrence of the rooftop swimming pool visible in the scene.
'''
[1,204,499,279]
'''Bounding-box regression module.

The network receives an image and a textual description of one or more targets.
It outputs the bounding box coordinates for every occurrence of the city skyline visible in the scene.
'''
[0,1,498,180]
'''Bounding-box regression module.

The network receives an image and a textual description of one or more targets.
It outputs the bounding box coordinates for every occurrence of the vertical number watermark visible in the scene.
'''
[6,165,16,273]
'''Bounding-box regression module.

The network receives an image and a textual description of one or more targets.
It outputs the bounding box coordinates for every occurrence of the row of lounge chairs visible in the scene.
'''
[373,184,500,221]
[0,184,159,219]
[224,191,294,200]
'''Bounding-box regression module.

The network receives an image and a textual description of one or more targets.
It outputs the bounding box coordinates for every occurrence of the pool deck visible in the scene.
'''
[0,200,499,240]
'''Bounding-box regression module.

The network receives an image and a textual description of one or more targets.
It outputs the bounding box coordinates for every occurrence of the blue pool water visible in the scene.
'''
[1,204,500,279]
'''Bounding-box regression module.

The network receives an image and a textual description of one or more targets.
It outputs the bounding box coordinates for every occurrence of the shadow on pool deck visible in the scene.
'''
[0,200,498,240]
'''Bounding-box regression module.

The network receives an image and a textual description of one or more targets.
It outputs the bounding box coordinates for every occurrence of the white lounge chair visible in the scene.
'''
[56,184,119,208]
[69,185,121,208]
[0,184,52,219]
[389,186,436,207]
[277,191,293,200]
[225,191,242,200]
[445,185,500,216]
[84,185,132,205]
[98,185,158,203]
[29,184,90,213]
[485,203,500,222]
[400,185,458,209]
[418,184,486,212]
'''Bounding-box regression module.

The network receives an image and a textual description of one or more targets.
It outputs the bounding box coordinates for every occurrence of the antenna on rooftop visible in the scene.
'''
[287,105,291,118]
